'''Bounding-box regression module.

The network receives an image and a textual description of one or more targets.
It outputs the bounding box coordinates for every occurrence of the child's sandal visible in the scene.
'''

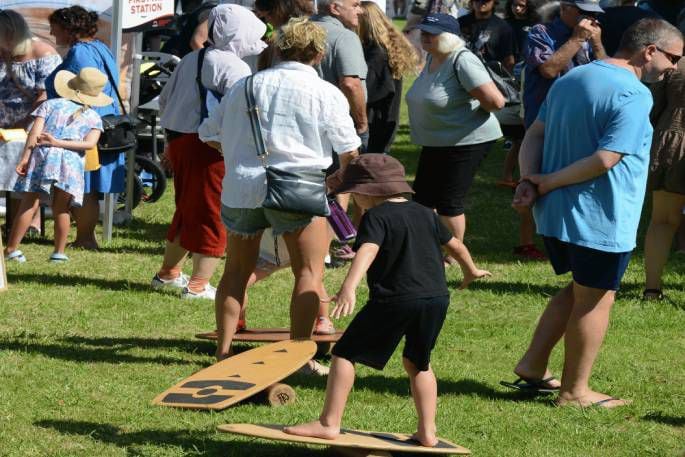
[49,253,69,263]
[5,250,27,263]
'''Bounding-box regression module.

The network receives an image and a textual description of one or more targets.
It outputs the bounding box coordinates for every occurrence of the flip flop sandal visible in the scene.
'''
[500,376,559,394]
[5,250,27,263]
[49,253,69,263]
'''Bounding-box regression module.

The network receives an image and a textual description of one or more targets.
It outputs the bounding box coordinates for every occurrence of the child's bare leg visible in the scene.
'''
[403,357,438,447]
[284,356,355,439]
[5,193,40,253]
[52,188,73,254]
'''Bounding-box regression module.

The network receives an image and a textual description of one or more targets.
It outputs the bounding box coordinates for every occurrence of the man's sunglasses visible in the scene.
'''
[654,45,681,65]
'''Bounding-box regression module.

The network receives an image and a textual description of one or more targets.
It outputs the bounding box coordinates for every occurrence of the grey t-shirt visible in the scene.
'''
[311,14,367,100]
[406,48,502,147]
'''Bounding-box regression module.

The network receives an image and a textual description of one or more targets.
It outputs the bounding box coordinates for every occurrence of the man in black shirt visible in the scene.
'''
[459,0,516,71]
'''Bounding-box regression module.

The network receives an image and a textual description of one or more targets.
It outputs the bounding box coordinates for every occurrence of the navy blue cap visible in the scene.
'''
[565,0,604,13]
[415,13,460,36]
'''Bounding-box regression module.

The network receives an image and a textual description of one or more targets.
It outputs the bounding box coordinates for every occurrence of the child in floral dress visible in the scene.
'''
[3,67,109,262]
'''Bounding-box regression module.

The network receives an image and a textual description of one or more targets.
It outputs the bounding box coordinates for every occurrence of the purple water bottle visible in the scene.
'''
[326,198,357,242]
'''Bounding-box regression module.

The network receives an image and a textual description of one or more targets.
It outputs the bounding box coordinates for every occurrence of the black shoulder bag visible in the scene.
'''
[453,48,521,106]
[245,75,330,217]
[90,45,139,151]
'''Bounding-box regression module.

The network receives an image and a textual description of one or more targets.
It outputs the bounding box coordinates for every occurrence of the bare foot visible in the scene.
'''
[513,366,561,389]
[215,347,234,362]
[459,269,492,289]
[284,420,340,440]
[557,391,631,409]
[411,431,438,447]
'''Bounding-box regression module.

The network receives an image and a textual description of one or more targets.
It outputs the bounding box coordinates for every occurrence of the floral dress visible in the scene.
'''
[0,54,61,129]
[13,98,103,206]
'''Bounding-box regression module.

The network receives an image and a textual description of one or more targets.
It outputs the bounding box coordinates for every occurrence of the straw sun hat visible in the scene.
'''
[54,67,113,107]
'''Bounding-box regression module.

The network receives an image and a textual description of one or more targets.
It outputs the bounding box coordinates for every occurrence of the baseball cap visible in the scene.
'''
[415,13,460,36]
[564,0,604,13]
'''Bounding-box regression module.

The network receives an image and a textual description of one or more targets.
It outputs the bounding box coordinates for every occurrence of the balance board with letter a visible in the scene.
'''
[217,423,471,455]
[152,340,317,410]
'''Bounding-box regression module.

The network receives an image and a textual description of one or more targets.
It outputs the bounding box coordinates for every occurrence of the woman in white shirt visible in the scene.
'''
[199,17,360,361]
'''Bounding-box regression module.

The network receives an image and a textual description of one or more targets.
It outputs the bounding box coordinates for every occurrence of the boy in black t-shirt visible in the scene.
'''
[285,154,490,447]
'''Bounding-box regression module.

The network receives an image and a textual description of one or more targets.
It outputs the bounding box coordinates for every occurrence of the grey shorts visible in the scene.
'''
[220,205,314,237]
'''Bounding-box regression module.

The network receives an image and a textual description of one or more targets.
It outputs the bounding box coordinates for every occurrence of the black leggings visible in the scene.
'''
[412,141,494,216]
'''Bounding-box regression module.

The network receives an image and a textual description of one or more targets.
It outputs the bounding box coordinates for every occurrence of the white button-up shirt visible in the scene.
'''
[199,61,361,209]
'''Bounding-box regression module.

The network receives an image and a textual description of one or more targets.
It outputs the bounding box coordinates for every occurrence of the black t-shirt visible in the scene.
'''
[353,200,453,303]
[507,17,534,62]
[458,13,515,64]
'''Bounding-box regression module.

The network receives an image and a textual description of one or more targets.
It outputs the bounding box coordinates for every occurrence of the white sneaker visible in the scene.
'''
[181,284,217,300]
[151,272,189,290]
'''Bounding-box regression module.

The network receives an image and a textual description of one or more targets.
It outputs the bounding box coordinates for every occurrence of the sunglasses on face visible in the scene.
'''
[654,45,681,65]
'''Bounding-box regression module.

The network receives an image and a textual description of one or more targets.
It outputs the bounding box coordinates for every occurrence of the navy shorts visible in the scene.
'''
[332,295,449,372]
[543,237,632,291]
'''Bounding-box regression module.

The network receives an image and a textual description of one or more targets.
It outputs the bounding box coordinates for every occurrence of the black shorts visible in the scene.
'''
[413,142,494,216]
[543,236,632,291]
[332,295,449,371]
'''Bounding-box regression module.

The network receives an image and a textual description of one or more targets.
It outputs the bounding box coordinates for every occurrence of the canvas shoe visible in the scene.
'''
[296,359,330,376]
[182,284,217,300]
[151,272,190,290]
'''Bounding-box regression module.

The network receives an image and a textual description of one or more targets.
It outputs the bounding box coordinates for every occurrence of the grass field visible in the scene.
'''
[1,67,684,456]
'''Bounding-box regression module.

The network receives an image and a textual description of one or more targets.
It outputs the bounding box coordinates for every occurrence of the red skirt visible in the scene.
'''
[166,133,226,257]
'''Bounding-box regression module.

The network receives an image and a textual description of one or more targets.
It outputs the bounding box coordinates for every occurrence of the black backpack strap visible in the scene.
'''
[197,46,209,120]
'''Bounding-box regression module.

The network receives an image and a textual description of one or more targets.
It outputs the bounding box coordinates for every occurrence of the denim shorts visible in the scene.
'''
[220,205,313,237]
[543,236,632,291]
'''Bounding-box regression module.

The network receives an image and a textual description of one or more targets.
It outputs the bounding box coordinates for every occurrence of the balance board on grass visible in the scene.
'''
[152,339,317,410]
[217,423,470,456]
[196,328,344,343]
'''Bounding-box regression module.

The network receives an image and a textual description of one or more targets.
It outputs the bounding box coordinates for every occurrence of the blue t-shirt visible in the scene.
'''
[45,40,120,117]
[533,61,653,253]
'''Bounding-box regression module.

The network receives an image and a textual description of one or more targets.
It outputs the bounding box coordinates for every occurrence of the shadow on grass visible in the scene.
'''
[643,412,685,427]
[61,335,216,354]
[7,272,163,293]
[35,420,326,457]
[287,373,551,405]
[448,279,558,297]
[0,336,210,365]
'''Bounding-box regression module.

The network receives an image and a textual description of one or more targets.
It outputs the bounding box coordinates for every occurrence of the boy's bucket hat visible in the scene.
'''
[54,67,113,107]
[333,154,414,196]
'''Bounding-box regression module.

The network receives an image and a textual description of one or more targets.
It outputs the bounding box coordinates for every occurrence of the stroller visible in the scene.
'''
[119,52,180,211]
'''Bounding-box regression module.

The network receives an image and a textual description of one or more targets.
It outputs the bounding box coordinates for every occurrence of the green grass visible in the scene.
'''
[1,75,684,457]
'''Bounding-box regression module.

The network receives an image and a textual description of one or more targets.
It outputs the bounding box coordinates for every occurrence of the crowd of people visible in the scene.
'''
[1,0,685,447]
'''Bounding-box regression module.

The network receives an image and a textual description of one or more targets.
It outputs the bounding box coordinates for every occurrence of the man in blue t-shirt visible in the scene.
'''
[502,18,683,408]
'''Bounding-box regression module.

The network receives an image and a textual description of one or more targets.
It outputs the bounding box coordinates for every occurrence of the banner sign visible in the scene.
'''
[122,0,174,32]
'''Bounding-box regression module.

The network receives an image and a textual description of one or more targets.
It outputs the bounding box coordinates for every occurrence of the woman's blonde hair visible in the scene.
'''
[275,17,327,63]
[358,2,418,79]
[0,10,32,53]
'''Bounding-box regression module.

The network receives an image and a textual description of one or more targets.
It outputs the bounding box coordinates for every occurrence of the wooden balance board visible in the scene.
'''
[217,423,470,456]
[195,328,344,343]
[152,340,317,410]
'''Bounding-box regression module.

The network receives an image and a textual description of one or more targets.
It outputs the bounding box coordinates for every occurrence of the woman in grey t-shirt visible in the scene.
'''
[406,13,503,246]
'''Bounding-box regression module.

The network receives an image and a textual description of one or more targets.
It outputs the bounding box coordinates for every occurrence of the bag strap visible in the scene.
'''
[244,74,268,166]
[197,46,209,120]
[88,42,127,115]
[451,48,471,88]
